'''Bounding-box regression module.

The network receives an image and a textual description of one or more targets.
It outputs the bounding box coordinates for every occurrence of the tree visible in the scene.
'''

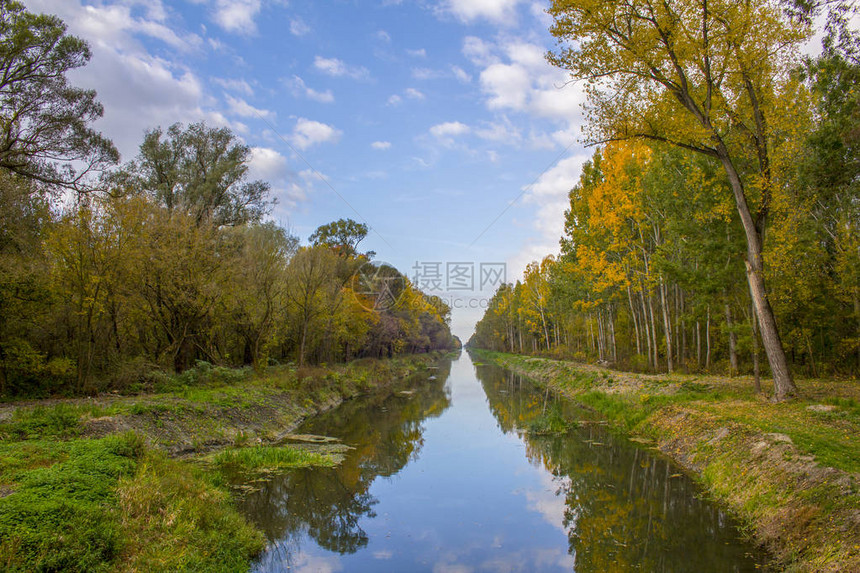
[225,223,299,369]
[127,122,272,227]
[284,246,343,366]
[309,218,370,258]
[0,0,117,188]
[547,0,804,399]
[0,170,55,393]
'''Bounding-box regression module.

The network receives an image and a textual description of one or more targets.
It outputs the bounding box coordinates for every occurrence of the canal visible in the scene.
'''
[240,352,767,572]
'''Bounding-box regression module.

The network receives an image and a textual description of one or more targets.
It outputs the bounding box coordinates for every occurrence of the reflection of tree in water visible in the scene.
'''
[240,361,453,558]
[475,363,762,573]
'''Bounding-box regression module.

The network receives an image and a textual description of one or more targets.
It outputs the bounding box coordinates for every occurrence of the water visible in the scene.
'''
[239,353,768,572]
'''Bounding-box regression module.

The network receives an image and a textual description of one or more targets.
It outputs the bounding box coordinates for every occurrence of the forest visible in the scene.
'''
[471,0,860,399]
[0,1,455,398]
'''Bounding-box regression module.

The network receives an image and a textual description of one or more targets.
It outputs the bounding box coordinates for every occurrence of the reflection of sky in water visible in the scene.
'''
[305,357,574,571]
[248,354,765,573]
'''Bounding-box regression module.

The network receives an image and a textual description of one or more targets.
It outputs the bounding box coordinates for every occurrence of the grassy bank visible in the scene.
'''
[0,353,444,571]
[473,350,860,573]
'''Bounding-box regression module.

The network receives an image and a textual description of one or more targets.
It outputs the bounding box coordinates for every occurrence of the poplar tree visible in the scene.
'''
[547,0,805,399]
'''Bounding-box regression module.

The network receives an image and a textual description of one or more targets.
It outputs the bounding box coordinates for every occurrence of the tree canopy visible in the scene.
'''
[125,122,273,227]
[0,0,117,189]
[309,218,371,258]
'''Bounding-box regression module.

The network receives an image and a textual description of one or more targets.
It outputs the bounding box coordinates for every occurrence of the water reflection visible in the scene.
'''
[241,360,453,570]
[476,364,765,572]
[242,354,766,572]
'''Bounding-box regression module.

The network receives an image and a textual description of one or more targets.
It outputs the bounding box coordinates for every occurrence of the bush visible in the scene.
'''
[0,339,76,397]
[106,356,166,394]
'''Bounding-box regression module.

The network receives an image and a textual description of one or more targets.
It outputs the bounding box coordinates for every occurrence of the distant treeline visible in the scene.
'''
[471,1,860,387]
[0,2,455,396]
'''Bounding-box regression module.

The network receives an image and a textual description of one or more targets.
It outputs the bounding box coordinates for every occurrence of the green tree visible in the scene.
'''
[284,246,344,367]
[127,122,272,227]
[0,171,55,394]
[226,223,299,369]
[0,0,117,188]
[309,218,370,257]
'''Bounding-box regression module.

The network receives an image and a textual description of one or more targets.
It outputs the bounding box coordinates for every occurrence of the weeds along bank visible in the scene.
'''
[0,353,447,572]
[473,350,860,573]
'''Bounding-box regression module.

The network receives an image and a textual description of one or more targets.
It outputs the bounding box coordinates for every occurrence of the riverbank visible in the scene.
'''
[472,350,860,573]
[0,353,447,572]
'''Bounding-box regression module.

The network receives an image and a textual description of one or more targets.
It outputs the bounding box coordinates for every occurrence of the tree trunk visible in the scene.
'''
[678,286,686,369]
[648,291,659,371]
[299,320,309,367]
[660,279,673,373]
[608,308,617,363]
[706,306,711,370]
[854,291,860,373]
[628,283,642,356]
[518,316,523,353]
[640,288,653,369]
[716,146,796,399]
[750,295,762,393]
[588,313,595,356]
[725,301,738,377]
[596,311,605,362]
[805,334,818,378]
[696,320,701,370]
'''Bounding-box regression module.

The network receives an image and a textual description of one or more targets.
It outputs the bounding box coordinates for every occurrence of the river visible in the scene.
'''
[238,352,768,572]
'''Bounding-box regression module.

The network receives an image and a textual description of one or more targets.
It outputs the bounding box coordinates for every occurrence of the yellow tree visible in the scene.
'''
[522,257,555,351]
[547,0,806,399]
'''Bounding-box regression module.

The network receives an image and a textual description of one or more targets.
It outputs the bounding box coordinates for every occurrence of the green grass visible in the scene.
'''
[526,404,579,434]
[1,404,83,439]
[213,444,336,474]
[0,433,264,573]
[115,450,264,572]
[0,433,144,572]
[0,352,443,571]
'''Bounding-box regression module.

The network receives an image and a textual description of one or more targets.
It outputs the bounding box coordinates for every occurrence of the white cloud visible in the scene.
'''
[284,75,334,103]
[468,37,585,126]
[475,119,521,144]
[373,550,394,560]
[313,56,370,80]
[387,94,403,106]
[462,36,498,67]
[451,65,472,83]
[430,121,471,138]
[289,17,311,36]
[481,63,531,109]
[439,0,524,24]
[523,153,587,240]
[212,77,254,96]
[225,94,274,119]
[59,0,202,52]
[405,87,426,100]
[376,30,392,43]
[248,146,307,208]
[498,152,588,285]
[23,0,235,159]
[212,0,262,35]
[407,48,427,57]
[290,118,342,150]
[371,141,392,150]
[412,67,445,80]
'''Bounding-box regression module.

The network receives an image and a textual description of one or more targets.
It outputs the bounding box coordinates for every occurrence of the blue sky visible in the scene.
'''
[24,0,596,338]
